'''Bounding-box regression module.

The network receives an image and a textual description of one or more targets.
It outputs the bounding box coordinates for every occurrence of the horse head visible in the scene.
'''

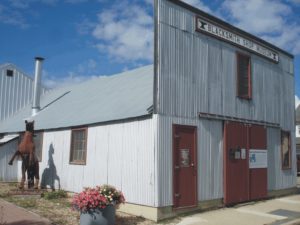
[25,120,34,133]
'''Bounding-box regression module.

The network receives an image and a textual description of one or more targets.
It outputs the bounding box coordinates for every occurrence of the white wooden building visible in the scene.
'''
[0,0,297,221]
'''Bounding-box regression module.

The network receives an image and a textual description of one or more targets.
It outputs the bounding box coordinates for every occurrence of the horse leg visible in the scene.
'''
[27,164,35,189]
[19,160,26,189]
[34,162,39,189]
[8,151,20,165]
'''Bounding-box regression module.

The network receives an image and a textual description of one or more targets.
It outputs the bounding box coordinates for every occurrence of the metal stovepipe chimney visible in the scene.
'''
[32,57,44,116]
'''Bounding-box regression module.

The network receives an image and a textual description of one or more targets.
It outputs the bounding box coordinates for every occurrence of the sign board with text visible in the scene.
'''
[195,17,279,63]
[249,149,268,169]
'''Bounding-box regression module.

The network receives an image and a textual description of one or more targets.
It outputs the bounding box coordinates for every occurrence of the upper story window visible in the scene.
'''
[6,69,14,77]
[281,130,291,169]
[70,128,87,165]
[236,53,251,99]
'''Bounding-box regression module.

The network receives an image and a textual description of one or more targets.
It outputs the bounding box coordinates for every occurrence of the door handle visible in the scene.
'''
[190,163,194,167]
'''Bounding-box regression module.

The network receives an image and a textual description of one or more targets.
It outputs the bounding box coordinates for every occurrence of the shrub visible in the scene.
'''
[41,190,68,200]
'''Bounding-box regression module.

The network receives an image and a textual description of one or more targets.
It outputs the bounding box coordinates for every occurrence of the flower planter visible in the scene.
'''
[73,185,124,225]
[80,206,115,225]
[103,205,116,225]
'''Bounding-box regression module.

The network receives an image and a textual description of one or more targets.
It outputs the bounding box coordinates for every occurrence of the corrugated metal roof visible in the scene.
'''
[0,65,153,133]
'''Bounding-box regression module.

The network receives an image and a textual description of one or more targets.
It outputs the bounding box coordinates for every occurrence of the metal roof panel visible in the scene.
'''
[0,65,153,133]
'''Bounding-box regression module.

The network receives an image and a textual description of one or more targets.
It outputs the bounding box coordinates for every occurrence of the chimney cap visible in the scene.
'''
[35,57,44,61]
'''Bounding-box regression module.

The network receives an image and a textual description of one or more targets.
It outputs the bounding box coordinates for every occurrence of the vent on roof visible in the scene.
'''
[6,69,14,77]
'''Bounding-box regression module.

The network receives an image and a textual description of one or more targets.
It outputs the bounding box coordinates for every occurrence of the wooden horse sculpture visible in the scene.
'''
[8,120,39,189]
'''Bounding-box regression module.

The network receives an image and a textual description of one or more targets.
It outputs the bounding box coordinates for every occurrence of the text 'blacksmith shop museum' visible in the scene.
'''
[0,0,296,221]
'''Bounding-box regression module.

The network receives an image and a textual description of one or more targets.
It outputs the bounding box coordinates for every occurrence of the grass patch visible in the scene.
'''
[6,196,37,208]
[41,190,68,200]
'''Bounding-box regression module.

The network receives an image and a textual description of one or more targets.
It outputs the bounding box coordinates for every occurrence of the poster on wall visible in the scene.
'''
[249,149,268,169]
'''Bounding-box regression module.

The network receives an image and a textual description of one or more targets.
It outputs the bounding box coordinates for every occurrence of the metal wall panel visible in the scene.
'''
[0,140,18,181]
[29,117,158,207]
[0,64,47,122]
[156,0,296,206]
[267,127,297,190]
[156,115,223,206]
[157,0,295,131]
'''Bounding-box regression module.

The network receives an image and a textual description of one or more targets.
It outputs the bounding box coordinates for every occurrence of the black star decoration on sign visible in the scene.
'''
[199,20,207,29]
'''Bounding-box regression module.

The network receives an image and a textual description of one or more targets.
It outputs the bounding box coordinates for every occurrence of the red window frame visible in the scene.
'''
[236,52,252,99]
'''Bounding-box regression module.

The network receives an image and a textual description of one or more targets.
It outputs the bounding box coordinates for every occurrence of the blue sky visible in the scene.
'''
[0,0,299,105]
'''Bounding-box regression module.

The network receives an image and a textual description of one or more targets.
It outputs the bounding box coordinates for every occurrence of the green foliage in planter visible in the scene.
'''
[41,190,68,200]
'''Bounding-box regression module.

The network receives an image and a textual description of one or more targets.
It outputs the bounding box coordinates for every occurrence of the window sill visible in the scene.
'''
[69,161,86,165]
[237,96,252,101]
[282,166,291,170]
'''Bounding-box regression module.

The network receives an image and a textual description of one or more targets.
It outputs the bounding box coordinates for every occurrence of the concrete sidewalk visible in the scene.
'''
[176,194,300,225]
[0,199,51,225]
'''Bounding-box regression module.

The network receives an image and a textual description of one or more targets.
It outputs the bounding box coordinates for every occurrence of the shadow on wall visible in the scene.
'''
[41,143,60,190]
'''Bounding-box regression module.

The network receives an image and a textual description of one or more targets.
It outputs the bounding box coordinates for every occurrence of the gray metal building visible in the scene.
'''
[0,0,297,221]
[0,63,47,122]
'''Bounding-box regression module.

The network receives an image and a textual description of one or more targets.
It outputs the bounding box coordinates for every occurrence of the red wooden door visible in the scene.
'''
[249,125,267,200]
[173,125,197,208]
[224,121,249,205]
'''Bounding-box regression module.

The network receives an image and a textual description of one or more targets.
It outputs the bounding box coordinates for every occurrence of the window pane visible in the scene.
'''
[70,129,87,163]
[237,54,251,98]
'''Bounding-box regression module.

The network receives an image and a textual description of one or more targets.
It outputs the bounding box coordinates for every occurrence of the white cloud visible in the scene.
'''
[144,0,153,5]
[0,4,28,28]
[41,58,100,89]
[290,0,300,4]
[43,71,98,89]
[91,2,153,62]
[182,0,212,13]
[0,0,58,28]
[296,95,300,108]
[261,25,300,55]
[221,0,300,54]
[76,59,97,73]
[43,74,96,89]
[222,0,291,34]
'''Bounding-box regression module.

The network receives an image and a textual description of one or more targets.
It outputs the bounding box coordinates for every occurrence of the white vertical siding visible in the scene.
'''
[0,64,47,121]
[157,114,223,207]
[38,117,157,207]
[267,128,297,190]
[0,140,18,182]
